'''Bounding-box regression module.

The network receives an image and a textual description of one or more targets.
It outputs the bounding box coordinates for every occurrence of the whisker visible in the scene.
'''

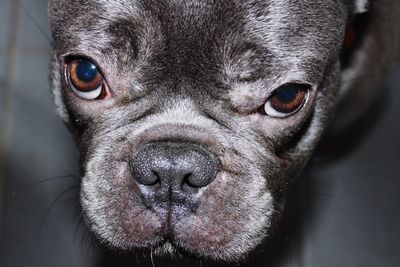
[151,248,156,267]
[80,227,90,248]
[53,163,79,180]
[80,226,98,258]
[19,174,78,192]
[39,185,80,233]
[86,232,98,257]
[135,253,142,265]
[73,213,85,245]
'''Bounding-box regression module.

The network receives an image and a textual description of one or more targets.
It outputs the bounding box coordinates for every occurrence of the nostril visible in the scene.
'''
[129,157,159,186]
[149,170,161,187]
[181,173,199,193]
[183,170,214,189]
[129,141,219,195]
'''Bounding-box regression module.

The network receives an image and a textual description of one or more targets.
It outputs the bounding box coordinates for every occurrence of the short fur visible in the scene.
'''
[48,0,399,262]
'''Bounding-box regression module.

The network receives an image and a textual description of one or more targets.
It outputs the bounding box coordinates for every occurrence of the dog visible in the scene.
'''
[48,0,399,262]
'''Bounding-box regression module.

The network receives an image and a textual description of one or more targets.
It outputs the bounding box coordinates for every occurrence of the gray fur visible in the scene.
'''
[48,0,399,262]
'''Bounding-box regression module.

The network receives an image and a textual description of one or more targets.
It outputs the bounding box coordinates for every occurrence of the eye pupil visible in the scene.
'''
[76,59,99,83]
[274,85,298,103]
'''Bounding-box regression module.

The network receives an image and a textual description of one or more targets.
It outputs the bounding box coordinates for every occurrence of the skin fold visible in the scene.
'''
[48,0,399,262]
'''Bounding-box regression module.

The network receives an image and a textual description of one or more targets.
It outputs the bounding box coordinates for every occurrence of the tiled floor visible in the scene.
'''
[0,1,399,267]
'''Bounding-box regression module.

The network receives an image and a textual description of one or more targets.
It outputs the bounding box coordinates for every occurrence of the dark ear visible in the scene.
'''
[354,0,369,13]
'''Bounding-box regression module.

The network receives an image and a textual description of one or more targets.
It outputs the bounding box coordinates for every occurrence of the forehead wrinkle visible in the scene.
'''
[52,0,344,102]
[99,1,219,78]
[243,0,347,74]
[220,0,346,101]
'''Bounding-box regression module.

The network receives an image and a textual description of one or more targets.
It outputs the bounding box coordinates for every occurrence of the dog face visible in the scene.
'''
[48,0,362,262]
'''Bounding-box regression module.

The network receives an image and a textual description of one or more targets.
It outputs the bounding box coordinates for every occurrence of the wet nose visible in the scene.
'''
[129,142,218,203]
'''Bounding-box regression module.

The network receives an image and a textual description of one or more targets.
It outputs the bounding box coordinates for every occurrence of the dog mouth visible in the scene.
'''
[138,204,223,257]
[80,134,275,262]
[82,171,272,262]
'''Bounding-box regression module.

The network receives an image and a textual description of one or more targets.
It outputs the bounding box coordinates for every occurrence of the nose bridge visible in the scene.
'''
[151,97,211,129]
[150,75,215,109]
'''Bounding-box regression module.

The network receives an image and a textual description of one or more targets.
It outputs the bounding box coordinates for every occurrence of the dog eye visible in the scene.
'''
[264,83,309,118]
[66,58,108,100]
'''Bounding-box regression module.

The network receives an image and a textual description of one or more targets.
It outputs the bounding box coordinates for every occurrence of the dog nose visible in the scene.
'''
[130,142,218,200]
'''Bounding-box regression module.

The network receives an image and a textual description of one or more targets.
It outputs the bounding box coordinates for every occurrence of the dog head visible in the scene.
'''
[49,0,368,262]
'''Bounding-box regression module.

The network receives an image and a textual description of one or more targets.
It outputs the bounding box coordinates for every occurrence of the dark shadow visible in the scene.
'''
[314,86,388,164]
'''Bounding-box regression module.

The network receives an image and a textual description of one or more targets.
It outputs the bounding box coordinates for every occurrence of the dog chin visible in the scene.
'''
[88,220,275,263]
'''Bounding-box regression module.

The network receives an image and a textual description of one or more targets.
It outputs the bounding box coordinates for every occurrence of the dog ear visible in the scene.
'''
[354,0,369,13]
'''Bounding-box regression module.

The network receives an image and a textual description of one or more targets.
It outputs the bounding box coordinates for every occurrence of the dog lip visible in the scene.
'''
[137,185,203,212]
[148,207,187,248]
[161,224,177,243]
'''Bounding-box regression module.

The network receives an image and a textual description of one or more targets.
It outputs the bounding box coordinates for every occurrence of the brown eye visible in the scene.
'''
[264,83,309,117]
[66,58,108,100]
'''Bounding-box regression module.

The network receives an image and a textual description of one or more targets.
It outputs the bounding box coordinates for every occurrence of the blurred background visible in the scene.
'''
[0,0,399,266]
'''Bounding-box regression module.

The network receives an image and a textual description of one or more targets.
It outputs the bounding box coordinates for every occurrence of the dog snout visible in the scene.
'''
[129,141,218,205]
